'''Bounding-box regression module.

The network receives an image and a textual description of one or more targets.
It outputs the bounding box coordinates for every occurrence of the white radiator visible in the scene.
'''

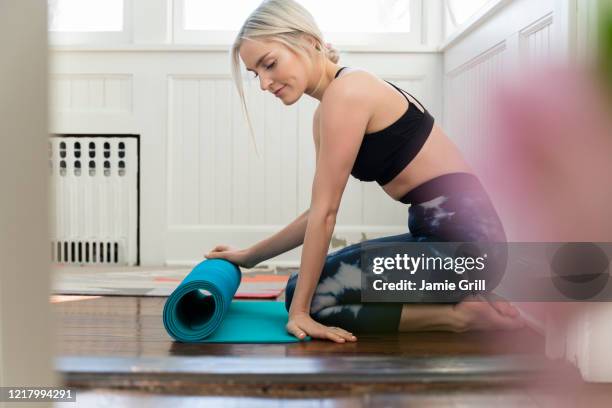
[49,136,138,265]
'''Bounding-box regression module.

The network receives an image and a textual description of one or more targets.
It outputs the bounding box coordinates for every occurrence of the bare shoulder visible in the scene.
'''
[319,70,379,130]
[322,70,380,107]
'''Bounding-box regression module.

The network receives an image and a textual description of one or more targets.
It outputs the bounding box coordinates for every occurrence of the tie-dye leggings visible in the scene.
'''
[284,172,506,333]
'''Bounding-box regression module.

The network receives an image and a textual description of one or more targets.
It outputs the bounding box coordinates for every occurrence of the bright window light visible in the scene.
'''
[48,0,124,32]
[183,0,411,33]
[446,0,489,26]
[183,0,261,31]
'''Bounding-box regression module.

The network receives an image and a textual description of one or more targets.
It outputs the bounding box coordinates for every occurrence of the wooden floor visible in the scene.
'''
[52,295,612,406]
[56,386,612,408]
[55,296,544,358]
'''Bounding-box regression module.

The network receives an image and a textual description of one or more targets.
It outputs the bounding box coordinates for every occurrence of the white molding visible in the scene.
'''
[50,74,134,114]
[446,41,506,77]
[442,0,555,73]
[519,12,554,37]
[440,0,513,51]
[420,0,428,44]
[49,44,441,53]
[132,0,172,44]
[518,12,555,61]
[51,73,133,79]
[167,73,233,80]
[424,0,445,47]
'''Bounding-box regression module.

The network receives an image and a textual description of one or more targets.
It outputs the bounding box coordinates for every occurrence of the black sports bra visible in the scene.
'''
[334,67,435,186]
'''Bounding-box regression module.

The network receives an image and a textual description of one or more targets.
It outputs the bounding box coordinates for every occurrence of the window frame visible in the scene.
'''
[443,0,497,40]
[172,0,425,50]
[48,0,133,45]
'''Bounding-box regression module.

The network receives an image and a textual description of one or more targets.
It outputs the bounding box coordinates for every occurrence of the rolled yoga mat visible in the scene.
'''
[163,259,307,343]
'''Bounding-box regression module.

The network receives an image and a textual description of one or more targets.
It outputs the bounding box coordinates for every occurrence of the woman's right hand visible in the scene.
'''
[204,245,257,268]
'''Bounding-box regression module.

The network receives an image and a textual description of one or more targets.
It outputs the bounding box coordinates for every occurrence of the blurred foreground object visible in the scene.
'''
[0,0,56,399]
[599,0,612,91]
[479,9,612,381]
[481,64,612,242]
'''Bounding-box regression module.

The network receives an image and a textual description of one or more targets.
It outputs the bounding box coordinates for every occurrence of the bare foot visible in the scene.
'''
[452,295,525,332]
[485,293,521,318]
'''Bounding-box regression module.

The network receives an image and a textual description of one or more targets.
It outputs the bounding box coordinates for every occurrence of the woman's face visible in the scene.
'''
[239,37,313,105]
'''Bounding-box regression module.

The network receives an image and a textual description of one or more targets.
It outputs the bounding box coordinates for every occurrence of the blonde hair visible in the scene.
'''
[230,0,339,155]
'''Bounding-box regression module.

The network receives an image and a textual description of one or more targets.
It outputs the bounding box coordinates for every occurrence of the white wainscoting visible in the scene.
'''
[445,42,507,160]
[51,74,133,113]
[520,13,555,61]
[50,50,442,267]
[165,73,432,265]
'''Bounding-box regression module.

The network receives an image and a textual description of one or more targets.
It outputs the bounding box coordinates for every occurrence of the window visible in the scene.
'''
[445,0,490,34]
[182,0,261,32]
[49,0,124,32]
[175,0,423,49]
[47,0,131,45]
[183,0,411,33]
[304,0,412,33]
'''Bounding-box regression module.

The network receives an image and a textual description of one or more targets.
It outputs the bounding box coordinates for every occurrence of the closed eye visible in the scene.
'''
[251,61,276,78]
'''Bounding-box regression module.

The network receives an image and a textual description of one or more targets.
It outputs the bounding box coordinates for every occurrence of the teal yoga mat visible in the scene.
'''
[162,259,306,343]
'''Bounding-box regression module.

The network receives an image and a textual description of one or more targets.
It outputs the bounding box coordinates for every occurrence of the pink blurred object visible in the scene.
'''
[480,65,612,242]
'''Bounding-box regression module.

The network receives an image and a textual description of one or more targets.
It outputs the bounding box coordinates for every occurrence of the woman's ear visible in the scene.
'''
[301,33,320,50]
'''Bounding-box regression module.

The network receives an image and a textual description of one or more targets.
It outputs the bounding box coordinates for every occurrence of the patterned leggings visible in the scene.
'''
[284,172,506,333]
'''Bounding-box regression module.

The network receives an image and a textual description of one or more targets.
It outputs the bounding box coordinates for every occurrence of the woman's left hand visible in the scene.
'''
[286,312,357,343]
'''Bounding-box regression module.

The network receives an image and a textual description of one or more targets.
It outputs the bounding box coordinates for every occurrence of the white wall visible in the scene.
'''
[49,49,443,267]
[442,0,557,151]
[443,0,560,242]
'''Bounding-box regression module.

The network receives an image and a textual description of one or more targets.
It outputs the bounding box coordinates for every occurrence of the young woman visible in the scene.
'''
[206,0,524,343]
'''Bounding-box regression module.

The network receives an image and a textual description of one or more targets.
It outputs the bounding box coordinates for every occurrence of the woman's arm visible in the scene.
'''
[286,80,371,342]
[247,208,310,265]
[206,209,309,267]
